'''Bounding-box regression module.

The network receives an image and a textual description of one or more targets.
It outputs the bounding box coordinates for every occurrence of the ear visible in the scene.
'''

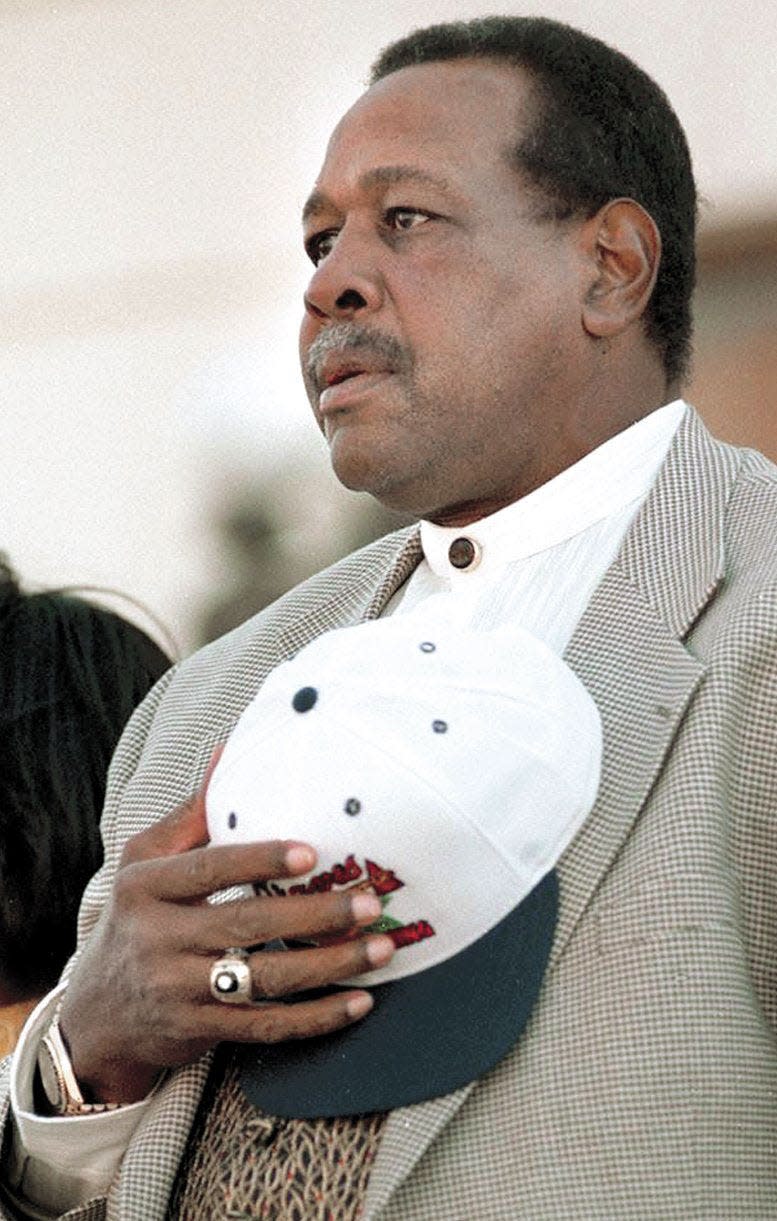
[581,199,661,339]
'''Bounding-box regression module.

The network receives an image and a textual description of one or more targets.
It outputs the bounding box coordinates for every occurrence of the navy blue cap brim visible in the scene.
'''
[237,869,558,1118]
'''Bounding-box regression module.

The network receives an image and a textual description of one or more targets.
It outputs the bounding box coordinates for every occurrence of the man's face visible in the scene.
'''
[299,59,591,525]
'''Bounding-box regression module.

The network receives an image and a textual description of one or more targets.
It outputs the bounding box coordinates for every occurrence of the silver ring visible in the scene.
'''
[209,947,252,1005]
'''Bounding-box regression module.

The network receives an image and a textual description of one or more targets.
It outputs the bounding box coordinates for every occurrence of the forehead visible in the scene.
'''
[307,59,534,211]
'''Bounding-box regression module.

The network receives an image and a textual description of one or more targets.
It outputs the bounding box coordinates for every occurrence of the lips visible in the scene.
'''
[318,353,389,393]
[316,351,394,414]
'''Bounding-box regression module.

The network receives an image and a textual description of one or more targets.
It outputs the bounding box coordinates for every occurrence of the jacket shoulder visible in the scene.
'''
[720,442,777,591]
[187,522,419,676]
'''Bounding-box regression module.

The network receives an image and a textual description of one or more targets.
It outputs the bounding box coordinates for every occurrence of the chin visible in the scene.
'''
[328,434,386,493]
[330,455,408,513]
[327,429,443,516]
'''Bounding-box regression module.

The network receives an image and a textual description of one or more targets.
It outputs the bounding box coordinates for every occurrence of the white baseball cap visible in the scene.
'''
[207,608,601,1117]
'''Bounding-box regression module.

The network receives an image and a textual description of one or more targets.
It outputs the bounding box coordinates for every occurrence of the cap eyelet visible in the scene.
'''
[292,686,318,712]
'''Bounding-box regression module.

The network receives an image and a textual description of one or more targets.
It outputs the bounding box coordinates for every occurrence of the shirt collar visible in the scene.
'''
[420,399,688,578]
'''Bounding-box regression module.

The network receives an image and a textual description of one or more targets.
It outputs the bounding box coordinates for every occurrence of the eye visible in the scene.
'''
[385,207,434,233]
[305,228,339,266]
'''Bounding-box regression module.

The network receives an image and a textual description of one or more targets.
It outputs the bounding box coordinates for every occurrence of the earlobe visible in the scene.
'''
[581,199,661,339]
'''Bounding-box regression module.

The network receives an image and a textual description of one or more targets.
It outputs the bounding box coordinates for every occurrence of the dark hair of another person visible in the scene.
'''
[370,16,697,385]
[0,558,171,1001]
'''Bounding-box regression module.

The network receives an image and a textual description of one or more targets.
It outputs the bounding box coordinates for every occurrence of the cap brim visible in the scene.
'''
[237,869,558,1118]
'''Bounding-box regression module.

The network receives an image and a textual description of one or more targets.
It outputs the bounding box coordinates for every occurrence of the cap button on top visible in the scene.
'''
[448,536,481,571]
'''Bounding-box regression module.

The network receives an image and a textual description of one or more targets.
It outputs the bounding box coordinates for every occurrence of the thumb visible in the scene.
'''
[121,745,225,865]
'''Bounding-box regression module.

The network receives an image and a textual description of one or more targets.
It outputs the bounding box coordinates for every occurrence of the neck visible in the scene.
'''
[428,384,676,528]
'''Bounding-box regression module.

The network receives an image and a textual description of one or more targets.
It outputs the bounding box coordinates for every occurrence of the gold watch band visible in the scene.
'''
[38,1012,122,1116]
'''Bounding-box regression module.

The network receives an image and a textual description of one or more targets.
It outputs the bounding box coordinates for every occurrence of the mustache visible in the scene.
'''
[304,324,412,392]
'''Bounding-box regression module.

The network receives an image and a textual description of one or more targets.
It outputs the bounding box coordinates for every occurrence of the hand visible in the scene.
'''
[58,751,394,1104]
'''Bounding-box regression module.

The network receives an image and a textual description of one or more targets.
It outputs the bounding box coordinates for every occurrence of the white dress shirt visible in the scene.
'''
[4,400,688,1218]
[387,398,687,651]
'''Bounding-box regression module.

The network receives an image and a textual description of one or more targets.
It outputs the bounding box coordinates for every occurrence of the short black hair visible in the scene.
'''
[371,16,697,384]
[0,559,171,999]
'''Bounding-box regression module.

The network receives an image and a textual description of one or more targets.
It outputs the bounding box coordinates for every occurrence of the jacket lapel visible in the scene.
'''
[109,1056,213,1221]
[276,526,424,655]
[364,1083,478,1217]
[553,408,737,962]
[366,409,740,1216]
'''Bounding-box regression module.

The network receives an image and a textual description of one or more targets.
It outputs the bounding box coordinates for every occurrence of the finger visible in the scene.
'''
[145,839,317,902]
[189,932,393,1010]
[130,921,391,1012]
[203,989,376,1045]
[211,935,395,1004]
[119,745,228,866]
[189,889,385,953]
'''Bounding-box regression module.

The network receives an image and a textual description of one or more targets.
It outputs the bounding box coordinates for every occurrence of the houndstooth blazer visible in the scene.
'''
[2,407,776,1219]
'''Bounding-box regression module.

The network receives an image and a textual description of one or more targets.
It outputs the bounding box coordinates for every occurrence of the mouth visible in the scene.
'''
[324,365,365,390]
[317,356,393,414]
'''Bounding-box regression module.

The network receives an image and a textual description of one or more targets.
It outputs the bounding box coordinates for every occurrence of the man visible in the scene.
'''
[1,15,775,1219]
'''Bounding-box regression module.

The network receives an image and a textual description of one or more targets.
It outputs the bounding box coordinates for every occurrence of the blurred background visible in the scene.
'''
[2,0,776,655]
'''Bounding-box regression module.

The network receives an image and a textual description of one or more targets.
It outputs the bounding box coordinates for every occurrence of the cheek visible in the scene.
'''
[414,260,521,351]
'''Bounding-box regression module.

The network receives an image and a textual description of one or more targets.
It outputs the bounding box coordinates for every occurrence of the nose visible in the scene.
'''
[303,227,384,322]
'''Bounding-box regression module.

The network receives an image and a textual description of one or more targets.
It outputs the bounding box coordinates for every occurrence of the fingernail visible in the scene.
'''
[366,934,395,967]
[347,993,373,1019]
[351,893,382,923]
[284,843,316,873]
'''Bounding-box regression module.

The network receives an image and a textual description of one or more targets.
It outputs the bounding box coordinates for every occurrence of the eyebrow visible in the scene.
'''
[302,165,455,225]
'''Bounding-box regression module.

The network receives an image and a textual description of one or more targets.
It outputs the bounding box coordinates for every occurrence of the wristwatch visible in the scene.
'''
[36,1012,121,1116]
